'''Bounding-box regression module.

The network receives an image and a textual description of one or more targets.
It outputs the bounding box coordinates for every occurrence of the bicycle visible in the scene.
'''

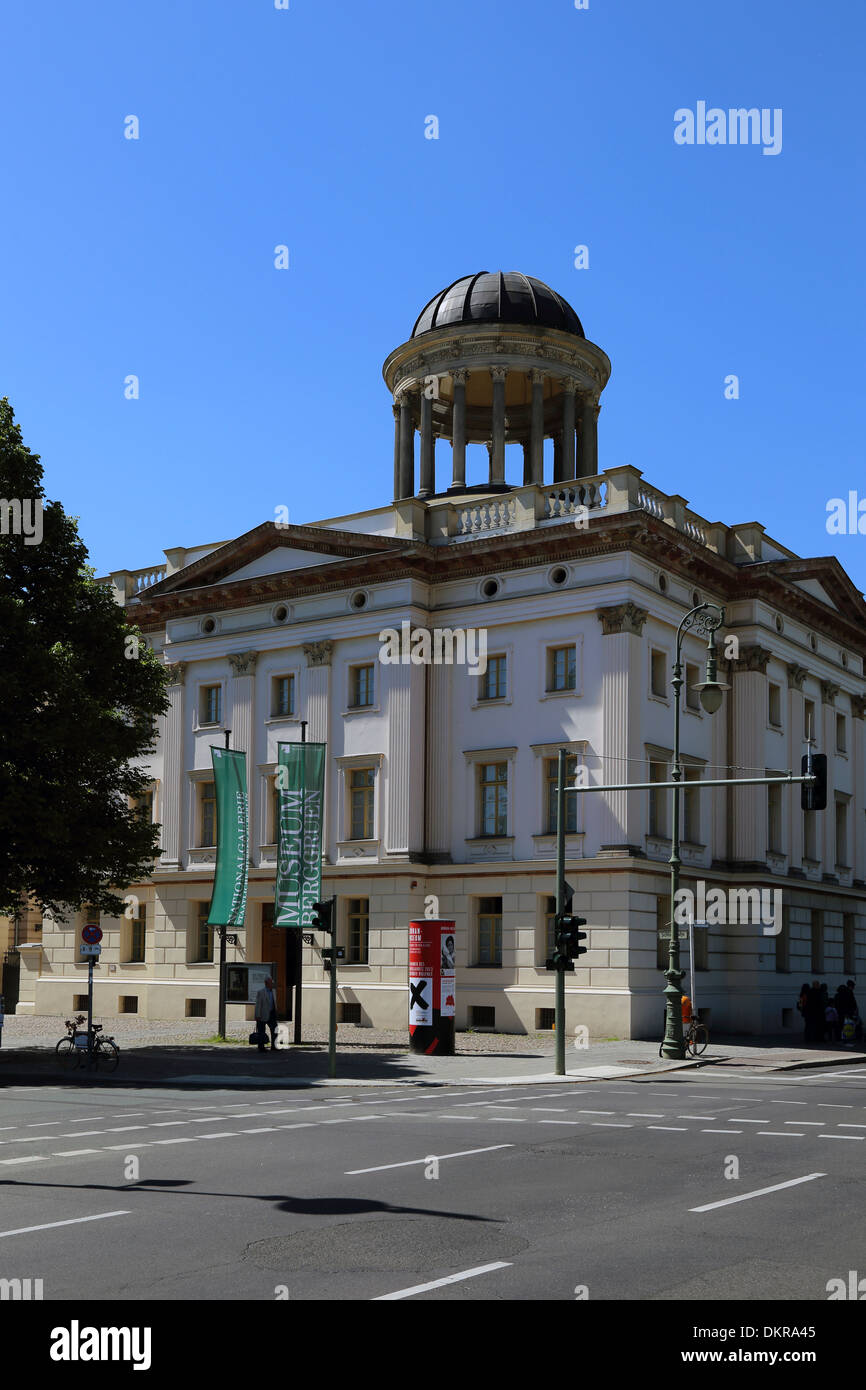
[658,1015,710,1058]
[56,1016,120,1072]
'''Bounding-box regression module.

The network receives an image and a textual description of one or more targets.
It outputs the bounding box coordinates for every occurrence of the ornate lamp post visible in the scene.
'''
[661,603,728,1060]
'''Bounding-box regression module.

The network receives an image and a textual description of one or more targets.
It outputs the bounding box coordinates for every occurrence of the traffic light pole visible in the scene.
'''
[294,720,308,1045]
[555,748,567,1077]
[328,939,337,1079]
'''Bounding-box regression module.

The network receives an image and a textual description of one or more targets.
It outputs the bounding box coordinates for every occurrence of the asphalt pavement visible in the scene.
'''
[2,1061,865,1301]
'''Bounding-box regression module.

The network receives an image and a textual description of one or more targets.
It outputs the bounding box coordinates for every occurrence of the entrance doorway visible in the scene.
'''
[260,904,298,1019]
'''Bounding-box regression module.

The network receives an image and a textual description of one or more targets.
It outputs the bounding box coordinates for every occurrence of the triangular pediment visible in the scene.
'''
[790,576,839,610]
[143,521,410,597]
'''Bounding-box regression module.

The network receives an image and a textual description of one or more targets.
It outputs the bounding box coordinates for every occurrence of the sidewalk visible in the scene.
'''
[2,1026,863,1090]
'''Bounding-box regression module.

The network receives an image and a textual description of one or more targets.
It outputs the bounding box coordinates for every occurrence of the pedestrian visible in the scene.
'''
[254,976,278,1052]
[803,980,825,1044]
[796,983,811,1040]
[837,980,862,1043]
[681,993,693,1028]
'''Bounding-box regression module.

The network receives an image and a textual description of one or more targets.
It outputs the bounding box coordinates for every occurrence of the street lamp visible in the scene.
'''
[661,603,729,1060]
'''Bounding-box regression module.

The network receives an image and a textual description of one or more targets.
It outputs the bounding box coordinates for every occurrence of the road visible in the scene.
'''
[1,1064,865,1301]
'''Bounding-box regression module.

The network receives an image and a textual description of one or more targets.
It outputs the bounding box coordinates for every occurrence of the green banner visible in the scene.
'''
[207,747,249,927]
[274,742,326,928]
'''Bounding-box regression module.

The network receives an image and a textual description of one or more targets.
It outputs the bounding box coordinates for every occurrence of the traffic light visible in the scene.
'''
[311,898,335,933]
[801,754,828,811]
[556,913,588,961]
[545,913,588,971]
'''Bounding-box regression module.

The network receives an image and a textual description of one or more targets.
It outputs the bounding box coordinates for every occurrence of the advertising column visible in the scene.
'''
[408,918,455,1055]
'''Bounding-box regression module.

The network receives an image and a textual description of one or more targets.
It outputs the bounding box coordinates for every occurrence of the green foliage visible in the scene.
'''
[0,397,169,919]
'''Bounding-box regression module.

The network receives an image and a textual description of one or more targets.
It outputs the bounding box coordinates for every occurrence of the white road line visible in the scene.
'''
[819,1133,864,1141]
[647,1126,688,1132]
[66,1117,106,1123]
[771,1100,808,1105]
[26,1121,62,1128]
[592,1122,633,1128]
[628,1113,665,1118]
[103,1143,152,1151]
[838,1123,866,1128]
[152,1137,198,1146]
[579,1110,615,1116]
[373,1261,512,1301]
[757,1131,803,1137]
[195,1132,241,1140]
[0,1156,50,1166]
[275,1123,315,1131]
[678,1116,716,1121]
[690,1173,825,1213]
[531,1108,568,1113]
[56,1131,105,1138]
[486,1117,527,1123]
[702,1129,741,1134]
[819,1103,853,1108]
[346,1144,513,1175]
[539,1120,582,1126]
[104,1126,149,1133]
[729,1119,768,1124]
[148,1121,187,1128]
[238,1127,281,1134]
[787,1121,822,1126]
[0,1211,131,1239]
[52,1149,101,1157]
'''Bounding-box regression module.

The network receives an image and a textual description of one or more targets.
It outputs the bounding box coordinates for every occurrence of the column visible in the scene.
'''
[561,378,576,480]
[522,440,532,485]
[853,696,866,881]
[530,369,545,483]
[490,367,506,484]
[392,400,401,500]
[303,641,333,859]
[419,391,434,497]
[553,430,564,483]
[731,646,771,868]
[449,369,466,490]
[596,605,647,852]
[398,393,414,499]
[577,395,599,474]
[228,652,258,862]
[426,660,452,861]
[159,662,186,870]
[385,655,426,859]
[787,665,808,869]
[822,682,840,874]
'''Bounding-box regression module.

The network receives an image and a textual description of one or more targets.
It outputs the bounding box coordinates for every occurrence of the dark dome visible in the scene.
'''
[412,271,584,339]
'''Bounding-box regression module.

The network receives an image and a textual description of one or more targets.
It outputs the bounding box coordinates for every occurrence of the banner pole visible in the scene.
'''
[293,720,308,1046]
[217,729,232,1042]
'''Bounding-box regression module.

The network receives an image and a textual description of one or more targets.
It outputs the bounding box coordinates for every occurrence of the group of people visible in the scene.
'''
[797,979,861,1045]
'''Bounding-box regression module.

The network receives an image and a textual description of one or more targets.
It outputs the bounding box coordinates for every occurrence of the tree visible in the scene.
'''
[0,397,169,920]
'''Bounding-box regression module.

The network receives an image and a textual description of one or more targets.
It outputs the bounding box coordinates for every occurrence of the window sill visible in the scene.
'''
[265,714,300,725]
[540,688,579,701]
[342,705,380,717]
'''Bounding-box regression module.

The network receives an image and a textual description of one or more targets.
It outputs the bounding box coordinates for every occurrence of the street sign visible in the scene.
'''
[82,925,103,945]
[80,942,102,957]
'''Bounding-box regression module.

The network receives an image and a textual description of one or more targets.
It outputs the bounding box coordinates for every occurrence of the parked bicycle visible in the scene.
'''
[56,1015,120,1072]
[658,1014,710,1058]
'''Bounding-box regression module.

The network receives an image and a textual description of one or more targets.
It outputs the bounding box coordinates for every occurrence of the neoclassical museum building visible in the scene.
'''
[17,272,866,1037]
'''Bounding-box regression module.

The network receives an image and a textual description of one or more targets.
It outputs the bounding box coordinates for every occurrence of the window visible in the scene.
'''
[271,776,280,844]
[199,781,216,847]
[843,913,855,975]
[119,996,138,1014]
[836,712,847,753]
[683,767,701,844]
[131,789,153,823]
[775,906,790,973]
[349,767,375,840]
[272,675,295,718]
[536,1008,556,1030]
[192,902,214,963]
[480,655,507,701]
[200,684,222,725]
[129,902,146,963]
[542,895,557,963]
[476,897,502,966]
[804,698,816,744]
[346,898,369,964]
[350,664,375,708]
[479,762,508,837]
[470,1005,495,1028]
[649,759,668,838]
[186,999,207,1018]
[656,896,671,970]
[767,776,783,854]
[692,919,708,972]
[685,663,700,712]
[545,756,578,834]
[651,650,667,698]
[768,683,782,727]
[836,799,849,867]
[810,909,823,974]
[804,809,817,861]
[548,645,576,692]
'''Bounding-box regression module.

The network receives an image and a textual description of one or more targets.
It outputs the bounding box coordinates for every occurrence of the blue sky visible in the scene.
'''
[2,0,864,586]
